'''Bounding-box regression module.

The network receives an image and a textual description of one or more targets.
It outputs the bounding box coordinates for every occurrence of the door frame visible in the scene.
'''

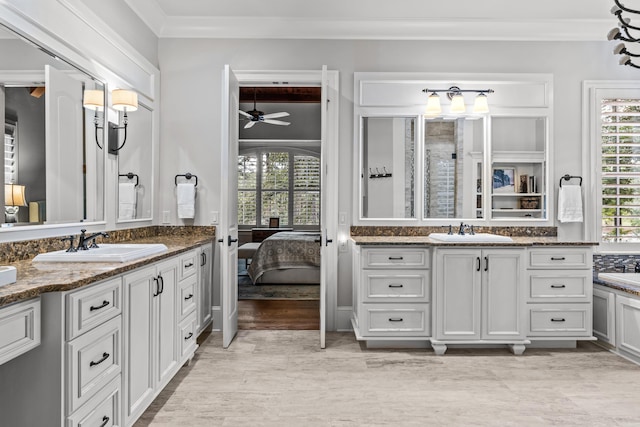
[222,69,340,333]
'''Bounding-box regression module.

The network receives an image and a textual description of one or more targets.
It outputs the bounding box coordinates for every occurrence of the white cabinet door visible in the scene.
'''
[198,243,213,332]
[155,259,178,387]
[616,295,640,358]
[593,287,615,346]
[482,249,524,340]
[435,249,481,340]
[123,265,155,424]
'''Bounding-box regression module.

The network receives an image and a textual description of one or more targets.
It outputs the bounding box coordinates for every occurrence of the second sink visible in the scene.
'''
[33,243,168,263]
[428,233,514,243]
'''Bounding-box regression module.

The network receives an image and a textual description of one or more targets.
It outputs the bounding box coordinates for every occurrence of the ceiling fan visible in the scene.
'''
[238,88,291,129]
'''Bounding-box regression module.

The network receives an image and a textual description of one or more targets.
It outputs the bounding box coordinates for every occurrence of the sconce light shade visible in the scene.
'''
[83,90,104,111]
[425,92,442,116]
[112,89,138,112]
[450,93,466,114]
[473,93,490,114]
[4,184,27,207]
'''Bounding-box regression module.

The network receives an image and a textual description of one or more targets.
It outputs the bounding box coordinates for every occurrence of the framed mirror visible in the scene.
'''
[360,116,416,219]
[0,24,105,227]
[117,102,153,222]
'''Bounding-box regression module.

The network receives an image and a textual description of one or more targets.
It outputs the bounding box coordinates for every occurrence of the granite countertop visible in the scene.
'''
[351,235,598,246]
[594,274,640,298]
[0,234,216,308]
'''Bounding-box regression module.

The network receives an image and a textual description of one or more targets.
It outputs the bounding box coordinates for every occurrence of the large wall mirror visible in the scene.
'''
[0,24,105,227]
[116,102,153,222]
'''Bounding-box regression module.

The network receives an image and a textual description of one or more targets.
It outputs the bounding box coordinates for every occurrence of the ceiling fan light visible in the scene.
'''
[450,94,466,114]
[425,92,442,116]
[473,93,490,114]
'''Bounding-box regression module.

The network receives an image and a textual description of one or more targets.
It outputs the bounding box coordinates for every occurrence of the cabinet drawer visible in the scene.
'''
[361,303,431,337]
[362,270,430,302]
[67,316,121,413]
[179,250,198,281]
[362,248,429,269]
[528,248,591,269]
[179,274,197,319]
[67,277,122,340]
[179,312,198,360]
[66,376,120,427]
[527,271,590,302]
[0,297,40,366]
[527,304,591,336]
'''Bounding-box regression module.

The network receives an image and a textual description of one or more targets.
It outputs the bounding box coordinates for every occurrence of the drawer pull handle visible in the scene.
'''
[89,352,110,367]
[550,257,566,261]
[388,318,404,322]
[90,300,110,311]
[388,284,404,288]
[476,257,481,272]
[551,318,566,322]
[100,416,110,427]
[185,332,193,340]
[185,262,194,268]
[550,284,566,289]
[388,256,404,260]
[184,293,194,300]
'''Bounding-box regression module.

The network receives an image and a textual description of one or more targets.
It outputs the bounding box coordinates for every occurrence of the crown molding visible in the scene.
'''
[123,0,167,37]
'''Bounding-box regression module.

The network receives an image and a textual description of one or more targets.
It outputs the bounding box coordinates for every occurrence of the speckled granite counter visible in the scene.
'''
[351,235,598,246]
[0,228,215,308]
[594,275,640,297]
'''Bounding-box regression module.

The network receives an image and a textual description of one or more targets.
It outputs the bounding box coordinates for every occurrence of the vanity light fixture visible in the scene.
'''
[109,89,138,155]
[4,184,27,223]
[83,89,104,149]
[422,86,495,115]
[610,1,640,68]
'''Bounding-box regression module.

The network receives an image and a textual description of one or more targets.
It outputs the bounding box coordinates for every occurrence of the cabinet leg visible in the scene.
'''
[509,344,526,355]
[432,343,447,356]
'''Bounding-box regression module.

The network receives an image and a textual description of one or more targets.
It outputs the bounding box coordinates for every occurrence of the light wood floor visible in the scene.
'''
[135,331,640,426]
[238,300,320,330]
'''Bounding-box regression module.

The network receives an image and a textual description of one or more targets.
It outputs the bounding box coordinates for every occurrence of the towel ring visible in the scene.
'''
[119,172,139,187]
[175,172,198,187]
[559,174,582,187]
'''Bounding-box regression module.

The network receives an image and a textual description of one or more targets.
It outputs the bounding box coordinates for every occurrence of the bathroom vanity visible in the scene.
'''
[0,228,214,427]
[351,235,596,355]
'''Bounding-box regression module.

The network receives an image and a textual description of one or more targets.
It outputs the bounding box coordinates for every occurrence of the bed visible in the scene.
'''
[246,231,321,284]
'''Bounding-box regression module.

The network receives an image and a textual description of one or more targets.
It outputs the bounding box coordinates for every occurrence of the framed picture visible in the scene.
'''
[492,167,516,193]
[268,217,280,228]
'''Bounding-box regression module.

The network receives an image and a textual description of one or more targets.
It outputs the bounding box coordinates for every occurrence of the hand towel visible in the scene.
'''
[118,182,137,220]
[557,184,583,223]
[177,183,196,219]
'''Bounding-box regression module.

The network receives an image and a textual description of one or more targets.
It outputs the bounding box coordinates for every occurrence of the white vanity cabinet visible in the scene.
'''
[122,258,178,426]
[0,297,40,366]
[616,295,640,360]
[352,246,431,342]
[593,284,640,364]
[432,248,526,355]
[525,248,593,340]
[197,243,213,333]
[593,285,616,346]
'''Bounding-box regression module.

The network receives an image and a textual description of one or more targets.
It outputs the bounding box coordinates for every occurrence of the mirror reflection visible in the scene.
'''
[361,117,415,219]
[0,24,105,226]
[423,118,484,219]
[117,103,152,221]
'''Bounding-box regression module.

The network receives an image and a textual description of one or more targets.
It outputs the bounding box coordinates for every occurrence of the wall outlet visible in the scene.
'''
[338,239,348,253]
[162,210,170,224]
[339,212,347,225]
[210,211,219,224]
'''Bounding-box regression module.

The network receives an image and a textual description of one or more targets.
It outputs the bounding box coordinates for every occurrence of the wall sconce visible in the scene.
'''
[109,89,138,155]
[83,89,104,149]
[609,1,640,68]
[422,86,494,116]
[4,184,27,223]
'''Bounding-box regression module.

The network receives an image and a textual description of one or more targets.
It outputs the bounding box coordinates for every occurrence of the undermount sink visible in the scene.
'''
[598,273,640,286]
[33,243,168,263]
[428,233,514,243]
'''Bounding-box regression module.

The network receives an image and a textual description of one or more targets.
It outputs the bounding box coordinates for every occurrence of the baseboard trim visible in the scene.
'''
[336,306,353,331]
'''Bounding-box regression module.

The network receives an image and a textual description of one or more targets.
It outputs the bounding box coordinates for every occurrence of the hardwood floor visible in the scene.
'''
[238,299,320,330]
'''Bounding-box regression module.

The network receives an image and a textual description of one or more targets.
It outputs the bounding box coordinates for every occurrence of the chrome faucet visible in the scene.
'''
[458,222,466,235]
[77,229,110,250]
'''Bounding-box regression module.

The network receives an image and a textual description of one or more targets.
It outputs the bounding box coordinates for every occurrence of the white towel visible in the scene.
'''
[177,183,196,219]
[557,184,583,223]
[118,182,137,220]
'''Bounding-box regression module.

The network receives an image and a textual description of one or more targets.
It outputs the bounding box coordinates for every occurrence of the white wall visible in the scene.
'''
[158,38,637,306]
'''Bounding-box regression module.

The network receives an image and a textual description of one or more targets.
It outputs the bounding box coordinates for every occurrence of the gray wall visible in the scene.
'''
[158,38,638,307]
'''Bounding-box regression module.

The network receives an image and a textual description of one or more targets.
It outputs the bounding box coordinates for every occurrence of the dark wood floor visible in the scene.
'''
[238,299,320,330]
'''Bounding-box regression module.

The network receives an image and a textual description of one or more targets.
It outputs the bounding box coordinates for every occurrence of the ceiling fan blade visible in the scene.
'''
[263,119,290,126]
[238,110,252,118]
[244,121,257,129]
[262,111,290,119]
